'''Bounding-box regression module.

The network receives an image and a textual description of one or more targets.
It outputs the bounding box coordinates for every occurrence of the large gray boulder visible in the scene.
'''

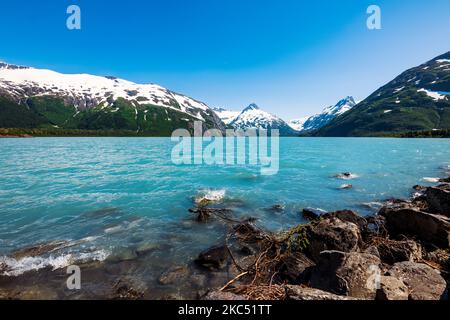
[425,187,450,216]
[376,239,422,264]
[306,217,362,262]
[376,276,409,301]
[388,261,447,300]
[309,251,381,299]
[380,208,450,248]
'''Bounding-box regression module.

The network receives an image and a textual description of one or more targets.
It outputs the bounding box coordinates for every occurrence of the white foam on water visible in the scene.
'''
[335,173,359,180]
[194,189,226,204]
[423,177,440,183]
[0,249,110,277]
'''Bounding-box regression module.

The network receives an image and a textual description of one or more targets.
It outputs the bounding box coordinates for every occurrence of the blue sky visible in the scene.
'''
[1,0,450,119]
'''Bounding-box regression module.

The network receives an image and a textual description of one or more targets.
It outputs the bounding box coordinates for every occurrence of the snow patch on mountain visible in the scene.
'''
[294,96,356,132]
[212,107,241,125]
[288,117,309,131]
[0,62,211,121]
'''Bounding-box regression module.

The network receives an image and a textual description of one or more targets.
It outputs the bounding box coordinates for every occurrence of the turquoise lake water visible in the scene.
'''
[0,137,449,278]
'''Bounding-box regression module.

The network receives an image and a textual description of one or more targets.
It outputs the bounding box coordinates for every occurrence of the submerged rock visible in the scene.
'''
[12,240,69,260]
[309,251,381,299]
[302,208,327,221]
[334,172,358,180]
[286,285,359,301]
[380,207,450,248]
[189,208,232,223]
[339,184,353,190]
[388,261,447,300]
[306,217,362,262]
[195,245,230,270]
[266,204,286,214]
[158,266,190,285]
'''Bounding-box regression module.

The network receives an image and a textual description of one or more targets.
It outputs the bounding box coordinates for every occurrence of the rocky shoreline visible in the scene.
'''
[1,175,449,300]
[194,175,450,301]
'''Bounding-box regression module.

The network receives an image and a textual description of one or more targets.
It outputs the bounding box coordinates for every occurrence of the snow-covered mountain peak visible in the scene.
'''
[290,96,356,132]
[225,103,298,135]
[242,103,260,112]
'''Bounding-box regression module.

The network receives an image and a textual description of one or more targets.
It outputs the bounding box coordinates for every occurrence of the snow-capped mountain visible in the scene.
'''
[292,96,356,132]
[0,61,225,134]
[225,103,298,136]
[288,117,309,131]
[316,51,450,136]
[212,107,240,125]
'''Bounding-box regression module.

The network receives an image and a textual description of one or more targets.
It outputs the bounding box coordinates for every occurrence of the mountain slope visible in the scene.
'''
[291,96,356,132]
[0,62,225,135]
[212,107,240,125]
[315,52,450,136]
[228,104,298,136]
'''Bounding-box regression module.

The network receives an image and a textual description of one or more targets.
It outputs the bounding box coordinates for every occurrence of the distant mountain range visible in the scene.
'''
[1,51,450,137]
[214,104,298,136]
[289,96,356,132]
[0,62,224,136]
[315,52,450,136]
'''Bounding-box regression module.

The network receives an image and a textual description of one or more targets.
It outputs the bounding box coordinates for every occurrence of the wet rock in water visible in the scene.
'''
[439,176,450,183]
[135,242,161,257]
[309,251,382,299]
[413,185,427,191]
[112,282,145,300]
[376,276,409,301]
[202,290,246,300]
[158,266,190,285]
[376,239,422,264]
[233,221,266,244]
[302,208,327,221]
[279,252,315,284]
[195,245,230,270]
[194,190,226,208]
[189,274,208,288]
[387,261,447,300]
[380,207,450,248]
[189,208,232,223]
[266,204,285,214]
[82,207,122,218]
[306,217,362,262]
[425,187,450,216]
[334,172,357,180]
[286,285,359,301]
[12,240,68,259]
[339,184,353,190]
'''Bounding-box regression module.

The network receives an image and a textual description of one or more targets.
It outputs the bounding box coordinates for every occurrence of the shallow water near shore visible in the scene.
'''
[1,137,450,298]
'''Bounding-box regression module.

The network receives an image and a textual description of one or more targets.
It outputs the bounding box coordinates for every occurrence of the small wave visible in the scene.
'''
[423,177,440,183]
[361,202,384,209]
[334,173,359,180]
[0,250,110,277]
[194,189,226,205]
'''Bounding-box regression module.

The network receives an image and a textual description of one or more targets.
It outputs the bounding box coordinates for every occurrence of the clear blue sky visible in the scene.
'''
[1,0,450,119]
